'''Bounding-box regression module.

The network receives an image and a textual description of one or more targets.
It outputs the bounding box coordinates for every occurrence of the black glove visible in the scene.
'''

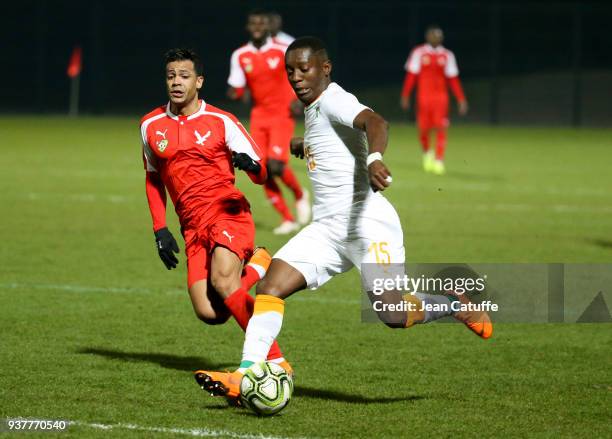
[154,227,179,270]
[232,152,261,174]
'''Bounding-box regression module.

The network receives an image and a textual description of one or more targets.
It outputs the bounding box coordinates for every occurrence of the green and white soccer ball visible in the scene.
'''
[240,361,293,416]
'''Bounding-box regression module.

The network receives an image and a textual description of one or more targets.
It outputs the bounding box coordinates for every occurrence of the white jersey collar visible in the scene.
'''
[247,37,274,52]
[424,43,445,52]
[165,99,207,120]
[305,82,338,111]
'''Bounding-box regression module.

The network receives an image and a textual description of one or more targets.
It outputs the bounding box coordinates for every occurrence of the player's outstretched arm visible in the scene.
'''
[232,152,267,184]
[223,113,268,185]
[353,110,392,192]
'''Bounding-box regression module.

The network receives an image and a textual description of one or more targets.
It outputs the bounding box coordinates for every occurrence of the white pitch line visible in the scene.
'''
[0,282,360,305]
[69,420,302,439]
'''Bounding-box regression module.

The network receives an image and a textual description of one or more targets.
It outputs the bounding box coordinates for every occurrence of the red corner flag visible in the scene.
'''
[67,46,82,78]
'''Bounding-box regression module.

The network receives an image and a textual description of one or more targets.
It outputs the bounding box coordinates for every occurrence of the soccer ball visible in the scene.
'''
[240,361,293,416]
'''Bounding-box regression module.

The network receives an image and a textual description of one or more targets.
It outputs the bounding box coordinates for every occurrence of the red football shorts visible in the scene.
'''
[416,98,449,130]
[183,201,255,288]
[250,115,295,163]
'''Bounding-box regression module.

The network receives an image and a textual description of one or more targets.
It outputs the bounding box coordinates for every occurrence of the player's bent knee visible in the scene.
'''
[210,272,240,297]
[195,311,230,325]
[192,303,231,325]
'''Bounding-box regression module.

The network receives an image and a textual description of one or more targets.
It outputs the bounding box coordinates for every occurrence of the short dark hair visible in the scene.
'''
[164,48,204,76]
[426,24,442,33]
[248,8,268,18]
[287,36,329,60]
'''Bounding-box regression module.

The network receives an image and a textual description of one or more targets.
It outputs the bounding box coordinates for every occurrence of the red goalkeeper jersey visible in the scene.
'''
[401,44,465,104]
[140,100,266,232]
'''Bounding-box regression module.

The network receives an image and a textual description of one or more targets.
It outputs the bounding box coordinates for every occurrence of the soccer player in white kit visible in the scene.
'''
[195,37,492,403]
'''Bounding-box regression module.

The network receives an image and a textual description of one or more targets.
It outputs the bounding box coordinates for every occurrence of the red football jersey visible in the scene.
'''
[140,100,263,228]
[228,37,295,118]
[404,44,460,101]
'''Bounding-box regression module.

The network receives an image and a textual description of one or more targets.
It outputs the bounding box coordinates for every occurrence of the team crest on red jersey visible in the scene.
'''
[243,57,254,73]
[422,55,431,65]
[155,129,169,152]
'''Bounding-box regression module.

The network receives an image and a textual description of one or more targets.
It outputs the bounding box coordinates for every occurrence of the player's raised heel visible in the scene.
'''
[447,292,493,339]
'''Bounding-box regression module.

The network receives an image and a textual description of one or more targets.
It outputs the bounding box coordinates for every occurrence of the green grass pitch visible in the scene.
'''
[1,116,611,438]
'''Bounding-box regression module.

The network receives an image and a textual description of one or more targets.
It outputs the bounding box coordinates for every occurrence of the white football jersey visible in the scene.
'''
[273,31,295,46]
[303,82,384,220]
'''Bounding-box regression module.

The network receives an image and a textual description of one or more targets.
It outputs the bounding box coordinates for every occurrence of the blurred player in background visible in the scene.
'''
[195,37,492,402]
[141,48,290,370]
[228,10,310,235]
[268,11,295,45]
[401,25,468,175]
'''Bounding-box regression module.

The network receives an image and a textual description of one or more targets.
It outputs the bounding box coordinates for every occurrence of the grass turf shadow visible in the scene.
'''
[293,385,424,404]
[78,348,424,407]
[77,347,231,372]
[589,238,612,249]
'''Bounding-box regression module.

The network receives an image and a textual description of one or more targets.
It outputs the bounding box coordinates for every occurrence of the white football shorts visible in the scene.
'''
[274,195,405,289]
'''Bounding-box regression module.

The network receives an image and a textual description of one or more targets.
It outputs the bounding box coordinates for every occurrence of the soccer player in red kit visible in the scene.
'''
[228,10,310,235]
[401,25,468,175]
[141,48,291,379]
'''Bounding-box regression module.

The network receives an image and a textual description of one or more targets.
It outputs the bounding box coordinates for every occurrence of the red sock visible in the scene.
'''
[264,179,294,222]
[241,265,261,291]
[435,129,447,160]
[419,128,430,152]
[280,167,303,200]
[224,288,284,361]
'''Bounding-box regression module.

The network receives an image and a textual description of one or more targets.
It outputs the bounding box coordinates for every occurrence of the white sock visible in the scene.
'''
[240,295,285,368]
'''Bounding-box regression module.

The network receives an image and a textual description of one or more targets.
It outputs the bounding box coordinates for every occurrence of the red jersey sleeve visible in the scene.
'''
[222,114,268,184]
[447,76,466,103]
[140,118,167,231]
[401,72,418,98]
[145,172,167,231]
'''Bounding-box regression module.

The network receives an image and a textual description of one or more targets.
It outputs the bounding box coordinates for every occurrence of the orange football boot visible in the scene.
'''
[448,292,493,339]
[194,361,294,401]
[194,370,244,401]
